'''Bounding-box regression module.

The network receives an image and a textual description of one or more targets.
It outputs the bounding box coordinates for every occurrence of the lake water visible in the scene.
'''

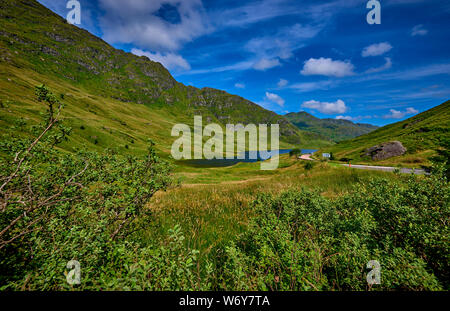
[180,149,318,168]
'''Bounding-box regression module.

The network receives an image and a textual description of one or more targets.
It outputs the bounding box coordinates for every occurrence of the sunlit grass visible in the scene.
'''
[146,156,406,263]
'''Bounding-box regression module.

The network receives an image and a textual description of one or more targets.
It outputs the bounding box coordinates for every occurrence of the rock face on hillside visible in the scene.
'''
[365,141,407,160]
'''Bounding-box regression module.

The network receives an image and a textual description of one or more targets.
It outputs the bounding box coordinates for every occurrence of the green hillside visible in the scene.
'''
[285,111,379,142]
[321,101,450,167]
[0,0,331,158]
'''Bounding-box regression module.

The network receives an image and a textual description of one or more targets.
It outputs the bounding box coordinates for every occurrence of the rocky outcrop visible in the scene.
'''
[365,141,407,160]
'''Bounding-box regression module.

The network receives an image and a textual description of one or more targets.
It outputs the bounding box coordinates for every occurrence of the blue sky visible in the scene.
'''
[38,0,450,126]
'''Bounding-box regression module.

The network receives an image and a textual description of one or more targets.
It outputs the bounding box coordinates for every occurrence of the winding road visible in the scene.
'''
[340,164,428,175]
[299,154,428,175]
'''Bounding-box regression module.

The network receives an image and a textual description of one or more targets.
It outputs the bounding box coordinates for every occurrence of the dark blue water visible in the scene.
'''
[180,149,318,168]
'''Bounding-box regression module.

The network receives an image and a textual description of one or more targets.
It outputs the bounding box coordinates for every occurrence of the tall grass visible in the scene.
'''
[146,160,405,263]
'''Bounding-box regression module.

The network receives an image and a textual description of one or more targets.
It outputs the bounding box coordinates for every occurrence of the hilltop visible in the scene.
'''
[0,0,331,158]
[321,100,450,167]
[285,111,379,142]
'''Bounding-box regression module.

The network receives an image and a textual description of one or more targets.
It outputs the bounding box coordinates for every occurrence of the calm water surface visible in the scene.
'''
[180,149,318,168]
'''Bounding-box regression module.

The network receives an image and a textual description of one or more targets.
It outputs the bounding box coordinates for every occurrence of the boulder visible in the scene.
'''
[365,141,406,161]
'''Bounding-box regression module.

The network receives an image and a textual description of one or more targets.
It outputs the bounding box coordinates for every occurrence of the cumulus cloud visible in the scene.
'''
[383,107,419,119]
[253,58,281,71]
[265,92,285,106]
[98,0,210,52]
[301,58,354,77]
[365,57,393,74]
[362,42,393,57]
[277,79,288,88]
[131,48,191,71]
[406,107,419,114]
[302,99,348,115]
[235,83,246,89]
[411,24,428,36]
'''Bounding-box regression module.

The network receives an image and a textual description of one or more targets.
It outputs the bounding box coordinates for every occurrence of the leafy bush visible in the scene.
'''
[304,161,315,170]
[430,138,450,179]
[289,148,302,157]
[0,86,209,290]
[340,157,352,163]
[223,172,449,290]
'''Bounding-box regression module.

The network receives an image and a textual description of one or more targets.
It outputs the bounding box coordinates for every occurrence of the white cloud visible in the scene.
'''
[383,107,418,119]
[265,92,285,106]
[245,24,323,62]
[301,58,354,77]
[277,79,288,88]
[362,42,393,57]
[302,99,348,115]
[336,115,354,121]
[235,83,246,89]
[383,109,404,119]
[411,24,428,36]
[98,0,210,52]
[365,57,393,74]
[406,107,419,114]
[131,49,191,71]
[195,22,323,75]
[253,58,281,71]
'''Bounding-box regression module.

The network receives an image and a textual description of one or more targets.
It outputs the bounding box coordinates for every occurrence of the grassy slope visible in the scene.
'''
[320,101,450,167]
[285,111,379,142]
[0,0,331,158]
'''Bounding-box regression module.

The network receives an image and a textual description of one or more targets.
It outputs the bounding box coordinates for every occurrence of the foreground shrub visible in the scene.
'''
[223,172,448,290]
[0,86,208,290]
[289,148,302,157]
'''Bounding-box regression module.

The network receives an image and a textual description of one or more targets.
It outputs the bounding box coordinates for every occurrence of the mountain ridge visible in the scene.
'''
[285,111,379,142]
[0,0,332,154]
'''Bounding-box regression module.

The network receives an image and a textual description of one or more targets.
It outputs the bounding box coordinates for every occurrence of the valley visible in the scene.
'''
[0,0,448,292]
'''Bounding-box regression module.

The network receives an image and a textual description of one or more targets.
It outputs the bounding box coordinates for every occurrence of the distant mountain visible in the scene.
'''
[285,111,379,142]
[0,0,331,157]
[322,101,450,166]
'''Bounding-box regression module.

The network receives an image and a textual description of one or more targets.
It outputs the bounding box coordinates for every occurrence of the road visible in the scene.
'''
[340,164,428,175]
[299,154,428,175]
[299,154,314,161]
